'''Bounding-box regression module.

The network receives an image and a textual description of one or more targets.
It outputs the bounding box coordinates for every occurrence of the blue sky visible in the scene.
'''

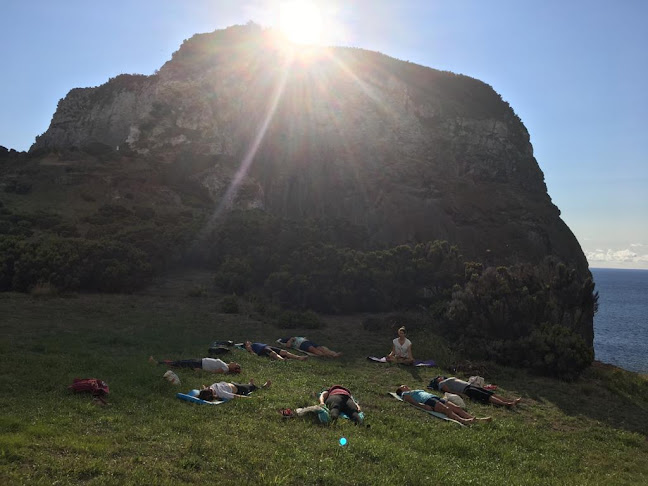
[1,0,646,269]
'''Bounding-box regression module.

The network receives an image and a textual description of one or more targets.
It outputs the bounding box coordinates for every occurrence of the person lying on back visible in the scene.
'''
[429,376,521,407]
[244,341,307,361]
[279,337,342,357]
[396,385,491,425]
[149,356,241,374]
[198,379,271,401]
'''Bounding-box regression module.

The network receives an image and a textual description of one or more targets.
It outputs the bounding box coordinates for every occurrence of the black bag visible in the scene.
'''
[208,346,230,356]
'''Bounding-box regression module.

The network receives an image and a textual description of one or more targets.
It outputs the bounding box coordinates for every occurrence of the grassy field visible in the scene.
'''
[1,271,647,485]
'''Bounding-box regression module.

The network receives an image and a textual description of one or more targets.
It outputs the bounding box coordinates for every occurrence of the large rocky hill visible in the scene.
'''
[26,23,587,274]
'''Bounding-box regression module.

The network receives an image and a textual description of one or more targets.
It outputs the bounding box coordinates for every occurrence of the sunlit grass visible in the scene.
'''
[1,282,647,484]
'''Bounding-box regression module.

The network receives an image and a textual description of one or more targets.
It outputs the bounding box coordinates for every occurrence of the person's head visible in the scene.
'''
[279,337,290,344]
[429,376,445,391]
[396,385,410,397]
[397,326,407,336]
[198,387,216,401]
[227,362,241,374]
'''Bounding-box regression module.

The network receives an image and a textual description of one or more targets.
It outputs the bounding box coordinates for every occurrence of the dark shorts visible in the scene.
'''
[259,346,282,356]
[423,396,445,408]
[299,340,318,351]
[464,385,494,403]
[232,383,258,395]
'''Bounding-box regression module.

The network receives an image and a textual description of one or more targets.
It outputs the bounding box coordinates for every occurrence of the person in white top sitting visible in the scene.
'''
[386,326,414,365]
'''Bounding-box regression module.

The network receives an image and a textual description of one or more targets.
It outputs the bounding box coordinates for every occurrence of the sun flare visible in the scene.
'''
[279,1,324,45]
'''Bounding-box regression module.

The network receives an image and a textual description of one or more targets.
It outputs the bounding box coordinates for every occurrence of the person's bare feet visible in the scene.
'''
[262,380,271,389]
[298,356,308,361]
[475,416,492,422]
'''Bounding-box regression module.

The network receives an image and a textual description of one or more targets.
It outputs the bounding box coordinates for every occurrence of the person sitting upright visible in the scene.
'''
[386,326,414,365]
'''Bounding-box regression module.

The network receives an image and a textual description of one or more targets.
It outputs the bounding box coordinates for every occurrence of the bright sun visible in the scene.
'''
[279,1,324,45]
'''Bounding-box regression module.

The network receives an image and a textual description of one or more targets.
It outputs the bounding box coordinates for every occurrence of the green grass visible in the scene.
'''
[1,273,647,485]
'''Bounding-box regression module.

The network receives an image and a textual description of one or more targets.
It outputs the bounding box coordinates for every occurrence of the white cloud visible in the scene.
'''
[585,247,648,268]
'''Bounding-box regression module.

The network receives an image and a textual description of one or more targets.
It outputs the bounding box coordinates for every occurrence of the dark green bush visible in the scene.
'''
[84,204,133,225]
[52,223,79,238]
[220,295,240,314]
[507,323,594,379]
[442,259,597,377]
[214,257,253,294]
[187,286,207,297]
[0,236,152,293]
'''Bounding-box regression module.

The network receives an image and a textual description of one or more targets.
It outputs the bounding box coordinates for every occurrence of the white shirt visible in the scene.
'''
[209,382,235,400]
[392,337,412,358]
[293,337,307,349]
[201,358,229,373]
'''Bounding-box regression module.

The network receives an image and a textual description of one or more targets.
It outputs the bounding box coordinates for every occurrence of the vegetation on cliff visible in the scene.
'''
[0,193,597,377]
[1,23,598,377]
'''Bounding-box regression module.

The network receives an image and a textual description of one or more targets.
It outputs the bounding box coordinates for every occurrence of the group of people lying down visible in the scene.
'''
[150,325,521,424]
[149,356,521,425]
[317,380,521,426]
[150,335,341,373]
[245,337,342,360]
[155,325,409,368]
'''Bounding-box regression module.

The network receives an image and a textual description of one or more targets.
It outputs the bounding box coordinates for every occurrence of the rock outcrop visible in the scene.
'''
[31,24,588,274]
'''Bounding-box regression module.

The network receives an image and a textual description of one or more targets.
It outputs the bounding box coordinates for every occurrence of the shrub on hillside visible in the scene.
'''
[499,323,594,379]
[220,295,239,314]
[252,299,282,319]
[30,281,59,298]
[262,241,463,314]
[442,259,597,377]
[187,285,207,297]
[83,204,133,225]
[214,257,253,294]
[52,223,79,238]
[0,236,152,293]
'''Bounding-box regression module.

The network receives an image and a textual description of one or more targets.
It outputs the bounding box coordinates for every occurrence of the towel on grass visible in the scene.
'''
[388,392,464,427]
[176,389,226,405]
[367,356,436,367]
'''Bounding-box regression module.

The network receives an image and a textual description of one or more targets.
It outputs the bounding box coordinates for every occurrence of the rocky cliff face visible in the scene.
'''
[31,24,588,274]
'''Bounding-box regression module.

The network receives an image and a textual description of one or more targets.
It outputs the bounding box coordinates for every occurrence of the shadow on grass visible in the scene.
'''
[401,364,423,381]
[492,362,648,437]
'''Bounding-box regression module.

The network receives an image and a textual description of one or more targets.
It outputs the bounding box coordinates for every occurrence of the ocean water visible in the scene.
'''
[592,268,648,373]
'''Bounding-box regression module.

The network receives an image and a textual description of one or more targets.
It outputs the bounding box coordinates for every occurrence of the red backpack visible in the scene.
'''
[68,378,110,399]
